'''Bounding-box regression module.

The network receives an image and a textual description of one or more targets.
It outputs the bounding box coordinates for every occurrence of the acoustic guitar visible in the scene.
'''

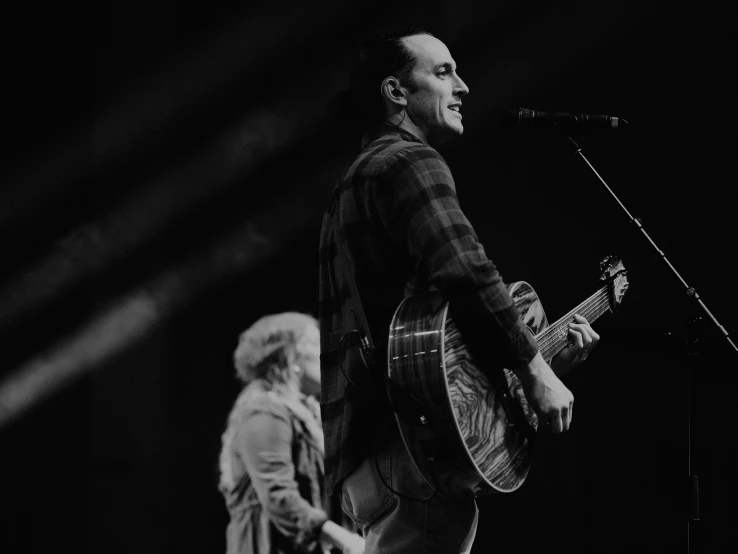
[387,256,629,497]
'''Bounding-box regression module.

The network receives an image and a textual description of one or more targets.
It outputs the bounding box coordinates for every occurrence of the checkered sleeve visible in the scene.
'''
[374,144,539,369]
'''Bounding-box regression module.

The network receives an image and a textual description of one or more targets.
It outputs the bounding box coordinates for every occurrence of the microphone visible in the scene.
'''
[505,108,624,130]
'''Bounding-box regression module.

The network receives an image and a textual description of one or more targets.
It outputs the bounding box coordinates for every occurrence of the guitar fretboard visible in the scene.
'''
[536,285,610,361]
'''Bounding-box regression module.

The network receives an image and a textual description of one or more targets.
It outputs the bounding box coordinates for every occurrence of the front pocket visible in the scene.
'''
[340,452,395,527]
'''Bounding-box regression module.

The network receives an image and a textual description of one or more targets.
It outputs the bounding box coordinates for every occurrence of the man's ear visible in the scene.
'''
[380,76,407,106]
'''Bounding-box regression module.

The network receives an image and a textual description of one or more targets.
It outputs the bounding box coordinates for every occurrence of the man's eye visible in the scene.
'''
[437,71,447,77]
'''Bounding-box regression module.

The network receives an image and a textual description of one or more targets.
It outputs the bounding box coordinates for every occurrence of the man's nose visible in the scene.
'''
[454,75,469,97]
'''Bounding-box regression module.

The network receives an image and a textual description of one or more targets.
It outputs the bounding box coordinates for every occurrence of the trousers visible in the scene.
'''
[340,422,479,553]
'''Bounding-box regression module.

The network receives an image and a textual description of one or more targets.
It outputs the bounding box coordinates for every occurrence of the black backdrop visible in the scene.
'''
[1,1,736,552]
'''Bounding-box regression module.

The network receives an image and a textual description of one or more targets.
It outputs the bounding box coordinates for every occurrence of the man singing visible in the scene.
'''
[319,28,598,553]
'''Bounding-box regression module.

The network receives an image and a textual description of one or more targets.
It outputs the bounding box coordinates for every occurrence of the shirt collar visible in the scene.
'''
[361,123,426,148]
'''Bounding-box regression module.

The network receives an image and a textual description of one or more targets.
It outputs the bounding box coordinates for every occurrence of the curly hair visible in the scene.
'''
[233,311,318,385]
[328,27,434,135]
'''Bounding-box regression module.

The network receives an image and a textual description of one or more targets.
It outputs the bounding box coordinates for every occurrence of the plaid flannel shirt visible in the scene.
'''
[318,124,538,496]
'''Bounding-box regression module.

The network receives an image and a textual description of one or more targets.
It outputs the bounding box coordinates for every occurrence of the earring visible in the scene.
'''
[292,364,301,374]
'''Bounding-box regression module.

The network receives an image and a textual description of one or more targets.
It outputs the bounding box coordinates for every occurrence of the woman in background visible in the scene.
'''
[219,312,364,554]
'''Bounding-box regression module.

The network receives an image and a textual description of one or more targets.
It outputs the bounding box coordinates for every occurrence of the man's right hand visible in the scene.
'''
[514,352,574,433]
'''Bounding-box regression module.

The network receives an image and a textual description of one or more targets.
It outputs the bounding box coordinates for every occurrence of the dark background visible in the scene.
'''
[1,1,736,552]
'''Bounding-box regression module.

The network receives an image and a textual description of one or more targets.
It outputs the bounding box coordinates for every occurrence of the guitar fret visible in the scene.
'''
[538,287,610,361]
[540,296,609,358]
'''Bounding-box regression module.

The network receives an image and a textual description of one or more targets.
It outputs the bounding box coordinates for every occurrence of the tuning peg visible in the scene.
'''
[599,255,618,270]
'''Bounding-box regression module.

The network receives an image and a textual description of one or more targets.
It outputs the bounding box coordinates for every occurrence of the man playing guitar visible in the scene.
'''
[318,28,599,554]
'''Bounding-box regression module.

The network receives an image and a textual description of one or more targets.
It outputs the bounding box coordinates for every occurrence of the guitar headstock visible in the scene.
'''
[599,255,629,312]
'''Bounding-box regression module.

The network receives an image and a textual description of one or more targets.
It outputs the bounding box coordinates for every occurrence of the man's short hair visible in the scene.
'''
[329,27,434,134]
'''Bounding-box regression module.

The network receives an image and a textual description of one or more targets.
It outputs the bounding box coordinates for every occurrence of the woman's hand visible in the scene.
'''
[320,520,365,554]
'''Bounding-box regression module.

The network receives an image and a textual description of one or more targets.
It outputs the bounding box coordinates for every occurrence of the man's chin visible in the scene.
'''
[447,119,464,134]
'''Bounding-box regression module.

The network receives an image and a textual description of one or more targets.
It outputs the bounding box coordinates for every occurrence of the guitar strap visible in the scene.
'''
[324,184,377,369]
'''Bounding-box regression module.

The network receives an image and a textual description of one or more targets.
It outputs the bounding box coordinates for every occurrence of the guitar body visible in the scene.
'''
[386,256,627,498]
[387,282,547,497]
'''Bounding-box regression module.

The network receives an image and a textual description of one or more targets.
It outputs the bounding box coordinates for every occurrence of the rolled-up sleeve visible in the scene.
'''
[236,405,327,551]
[375,144,539,369]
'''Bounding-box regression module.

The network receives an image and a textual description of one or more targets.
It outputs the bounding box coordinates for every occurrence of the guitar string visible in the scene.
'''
[537,297,610,358]
[537,299,610,360]
[535,289,605,346]
[539,292,609,346]
[535,292,611,356]
[536,293,609,353]
[543,287,609,333]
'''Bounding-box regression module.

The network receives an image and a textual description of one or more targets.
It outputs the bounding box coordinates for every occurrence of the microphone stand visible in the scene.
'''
[558,128,737,554]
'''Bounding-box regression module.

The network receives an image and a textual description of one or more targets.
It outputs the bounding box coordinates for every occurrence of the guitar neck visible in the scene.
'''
[536,285,610,361]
